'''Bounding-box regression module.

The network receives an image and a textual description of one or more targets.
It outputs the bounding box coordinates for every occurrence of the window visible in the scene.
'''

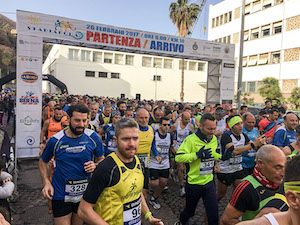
[216,17,219,26]
[69,49,79,60]
[273,21,282,34]
[224,13,228,23]
[243,57,248,67]
[93,52,102,62]
[81,50,91,61]
[153,75,161,81]
[126,55,134,65]
[85,71,95,77]
[189,62,197,70]
[229,11,232,22]
[198,62,205,71]
[164,59,173,69]
[263,0,272,9]
[111,73,120,79]
[104,53,113,63]
[99,72,107,78]
[179,60,187,70]
[244,30,249,41]
[242,82,246,92]
[223,37,227,43]
[227,35,231,44]
[262,25,271,37]
[258,53,269,65]
[253,1,261,13]
[220,15,224,25]
[248,55,258,66]
[275,0,283,5]
[271,52,281,64]
[251,28,260,40]
[247,81,256,92]
[142,56,152,67]
[115,54,124,65]
[154,58,162,68]
[212,18,215,28]
[245,4,251,15]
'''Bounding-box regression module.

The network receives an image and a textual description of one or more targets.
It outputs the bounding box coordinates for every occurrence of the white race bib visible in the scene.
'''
[199,159,214,175]
[123,197,141,225]
[137,154,148,168]
[65,178,88,202]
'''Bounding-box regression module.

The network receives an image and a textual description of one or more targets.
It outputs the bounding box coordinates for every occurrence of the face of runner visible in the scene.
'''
[115,127,139,161]
[125,111,134,118]
[259,148,286,185]
[69,111,88,135]
[54,109,63,122]
[119,103,127,111]
[103,107,112,116]
[90,105,99,118]
[269,111,279,121]
[200,119,217,140]
[285,114,299,131]
[160,120,170,133]
[244,115,255,131]
[182,112,190,125]
[136,109,149,127]
[154,109,163,121]
[231,121,243,135]
[112,115,121,125]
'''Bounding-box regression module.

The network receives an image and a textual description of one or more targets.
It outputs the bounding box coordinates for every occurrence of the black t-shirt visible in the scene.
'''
[262,195,289,212]
[221,132,250,154]
[230,175,284,213]
[83,156,137,204]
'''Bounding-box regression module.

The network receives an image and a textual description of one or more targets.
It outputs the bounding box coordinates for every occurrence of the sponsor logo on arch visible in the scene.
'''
[20,71,39,83]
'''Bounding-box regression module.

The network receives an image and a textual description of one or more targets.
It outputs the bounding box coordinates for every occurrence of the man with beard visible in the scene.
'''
[78,118,163,225]
[117,101,127,117]
[273,112,298,149]
[40,106,66,152]
[39,104,105,225]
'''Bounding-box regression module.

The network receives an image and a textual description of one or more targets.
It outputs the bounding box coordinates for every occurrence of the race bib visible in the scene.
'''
[157,145,169,159]
[137,154,148,168]
[199,159,214,175]
[65,178,88,202]
[123,197,141,225]
[229,155,242,165]
[247,149,256,157]
[107,139,117,152]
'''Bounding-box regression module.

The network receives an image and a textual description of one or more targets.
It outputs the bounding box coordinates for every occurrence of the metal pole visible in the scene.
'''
[237,0,246,112]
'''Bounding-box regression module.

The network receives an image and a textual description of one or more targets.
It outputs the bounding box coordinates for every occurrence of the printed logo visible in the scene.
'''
[192,42,198,50]
[20,72,39,83]
[20,57,39,62]
[27,15,41,25]
[19,91,39,105]
[213,46,221,53]
[25,136,35,145]
[224,46,230,54]
[20,116,40,126]
[55,20,76,32]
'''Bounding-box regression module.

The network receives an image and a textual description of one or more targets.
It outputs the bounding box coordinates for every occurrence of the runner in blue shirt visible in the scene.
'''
[39,104,104,225]
[273,112,298,149]
[242,113,259,176]
[99,110,121,156]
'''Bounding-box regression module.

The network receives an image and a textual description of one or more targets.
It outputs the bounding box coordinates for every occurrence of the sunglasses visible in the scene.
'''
[162,124,170,127]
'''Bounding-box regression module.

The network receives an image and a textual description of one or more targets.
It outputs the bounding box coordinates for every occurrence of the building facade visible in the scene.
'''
[42,45,207,102]
[208,0,300,104]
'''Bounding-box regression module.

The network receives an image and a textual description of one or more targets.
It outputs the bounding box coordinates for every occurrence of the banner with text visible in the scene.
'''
[16,33,43,158]
[16,10,234,61]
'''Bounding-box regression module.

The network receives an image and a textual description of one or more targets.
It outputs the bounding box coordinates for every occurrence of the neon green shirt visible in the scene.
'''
[175,131,221,185]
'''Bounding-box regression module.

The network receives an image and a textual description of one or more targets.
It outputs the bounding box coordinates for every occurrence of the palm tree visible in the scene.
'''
[169,0,200,102]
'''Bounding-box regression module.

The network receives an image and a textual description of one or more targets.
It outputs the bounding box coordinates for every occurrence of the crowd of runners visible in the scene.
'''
[33,93,300,225]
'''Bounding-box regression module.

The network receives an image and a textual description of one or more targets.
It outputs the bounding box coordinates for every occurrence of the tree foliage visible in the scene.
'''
[289,87,300,109]
[258,77,284,104]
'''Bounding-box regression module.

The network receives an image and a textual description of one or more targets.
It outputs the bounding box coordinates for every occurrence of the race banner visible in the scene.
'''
[16,33,43,158]
[16,10,235,61]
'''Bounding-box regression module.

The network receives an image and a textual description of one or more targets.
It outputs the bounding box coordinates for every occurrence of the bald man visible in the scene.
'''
[221,145,286,224]
[42,101,55,123]
[135,109,162,199]
[170,112,194,196]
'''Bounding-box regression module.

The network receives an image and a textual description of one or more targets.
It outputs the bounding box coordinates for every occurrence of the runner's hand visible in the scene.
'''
[42,180,54,200]
[155,156,162,164]
[221,145,234,161]
[148,215,163,225]
[0,213,10,225]
[196,146,212,159]
[84,161,96,173]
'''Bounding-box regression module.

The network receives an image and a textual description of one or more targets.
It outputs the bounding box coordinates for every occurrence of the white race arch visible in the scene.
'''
[16,10,235,158]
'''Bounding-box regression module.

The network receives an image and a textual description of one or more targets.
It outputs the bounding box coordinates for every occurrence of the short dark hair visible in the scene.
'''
[230,108,237,113]
[165,110,172,116]
[44,97,50,104]
[215,103,221,108]
[160,116,170,124]
[0,160,5,171]
[296,124,300,135]
[67,103,90,118]
[241,105,248,110]
[153,107,162,114]
[270,108,278,114]
[285,154,300,182]
[265,100,271,104]
[54,106,63,111]
[200,113,216,125]
[259,110,267,116]
[117,101,126,108]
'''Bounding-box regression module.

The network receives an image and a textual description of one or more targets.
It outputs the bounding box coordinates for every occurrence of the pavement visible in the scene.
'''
[3,122,233,225]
